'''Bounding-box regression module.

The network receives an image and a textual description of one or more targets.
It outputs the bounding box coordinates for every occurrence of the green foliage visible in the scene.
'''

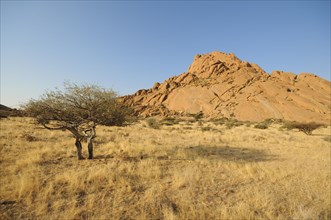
[23,82,134,160]
[0,110,11,118]
[161,117,179,126]
[254,123,269,129]
[211,117,229,125]
[271,118,284,124]
[201,126,212,132]
[225,119,243,129]
[281,121,323,135]
[193,111,204,121]
[102,103,133,126]
[254,118,274,129]
[244,121,253,127]
[262,118,274,124]
[146,118,160,129]
[0,109,23,118]
[211,117,244,129]
[23,82,132,129]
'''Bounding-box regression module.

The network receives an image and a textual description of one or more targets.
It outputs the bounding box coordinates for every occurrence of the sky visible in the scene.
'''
[1,1,330,108]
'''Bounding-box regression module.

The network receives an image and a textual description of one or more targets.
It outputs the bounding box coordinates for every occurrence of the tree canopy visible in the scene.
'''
[24,82,132,159]
[25,82,130,129]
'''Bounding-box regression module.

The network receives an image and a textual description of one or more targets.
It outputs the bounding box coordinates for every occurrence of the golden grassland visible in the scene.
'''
[0,117,330,220]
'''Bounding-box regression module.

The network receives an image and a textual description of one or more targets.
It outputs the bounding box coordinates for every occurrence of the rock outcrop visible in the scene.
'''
[120,51,331,123]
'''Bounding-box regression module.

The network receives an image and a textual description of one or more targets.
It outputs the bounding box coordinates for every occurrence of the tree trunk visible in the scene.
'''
[87,126,96,159]
[87,137,93,159]
[75,139,84,160]
[68,126,96,160]
[68,127,85,160]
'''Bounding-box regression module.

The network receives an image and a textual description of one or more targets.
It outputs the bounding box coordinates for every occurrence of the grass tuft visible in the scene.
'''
[146,117,161,129]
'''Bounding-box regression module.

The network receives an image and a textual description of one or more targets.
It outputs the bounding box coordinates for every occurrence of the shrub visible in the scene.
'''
[244,121,253,127]
[201,126,212,132]
[225,119,243,129]
[322,136,331,143]
[146,118,160,129]
[212,117,229,125]
[254,119,274,129]
[254,123,269,129]
[21,134,39,142]
[272,118,284,124]
[281,121,323,135]
[161,117,179,126]
[194,112,204,121]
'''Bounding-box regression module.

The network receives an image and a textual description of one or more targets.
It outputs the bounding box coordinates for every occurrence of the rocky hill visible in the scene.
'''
[120,51,331,123]
[0,104,13,118]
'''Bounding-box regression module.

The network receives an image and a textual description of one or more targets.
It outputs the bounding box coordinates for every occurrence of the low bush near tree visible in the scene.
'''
[146,117,160,129]
[281,121,323,135]
[254,118,274,129]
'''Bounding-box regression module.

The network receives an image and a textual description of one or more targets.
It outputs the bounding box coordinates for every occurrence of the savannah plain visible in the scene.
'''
[0,116,330,220]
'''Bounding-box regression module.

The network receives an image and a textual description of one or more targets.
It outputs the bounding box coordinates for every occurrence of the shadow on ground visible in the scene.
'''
[94,154,114,160]
[177,145,277,162]
[92,146,277,163]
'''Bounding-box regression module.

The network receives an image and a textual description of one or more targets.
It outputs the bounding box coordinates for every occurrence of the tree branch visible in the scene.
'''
[41,123,67,131]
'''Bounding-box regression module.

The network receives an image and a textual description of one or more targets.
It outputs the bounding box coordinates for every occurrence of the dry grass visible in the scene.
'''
[0,117,330,220]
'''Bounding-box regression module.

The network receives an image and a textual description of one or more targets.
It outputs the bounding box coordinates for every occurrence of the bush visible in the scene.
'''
[322,136,331,143]
[146,118,160,129]
[201,126,212,132]
[244,121,253,127]
[254,119,274,129]
[193,111,204,121]
[211,117,229,125]
[281,121,323,135]
[225,119,243,129]
[161,117,179,126]
[254,123,269,129]
[271,118,284,124]
[212,117,245,128]
[21,134,39,142]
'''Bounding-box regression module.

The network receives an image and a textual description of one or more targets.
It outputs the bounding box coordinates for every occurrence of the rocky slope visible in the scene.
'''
[120,51,331,123]
[0,104,18,118]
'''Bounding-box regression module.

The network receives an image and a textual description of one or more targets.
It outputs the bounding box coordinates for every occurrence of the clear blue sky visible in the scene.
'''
[1,1,330,108]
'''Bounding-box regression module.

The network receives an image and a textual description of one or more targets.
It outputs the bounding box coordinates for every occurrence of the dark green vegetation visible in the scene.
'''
[142,115,328,136]
[281,121,324,135]
[146,117,161,129]
[0,104,22,118]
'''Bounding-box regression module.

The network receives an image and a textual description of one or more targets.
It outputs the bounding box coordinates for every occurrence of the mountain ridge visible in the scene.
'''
[120,51,330,123]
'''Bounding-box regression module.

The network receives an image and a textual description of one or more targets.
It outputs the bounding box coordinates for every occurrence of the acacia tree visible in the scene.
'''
[24,83,131,160]
[283,121,323,135]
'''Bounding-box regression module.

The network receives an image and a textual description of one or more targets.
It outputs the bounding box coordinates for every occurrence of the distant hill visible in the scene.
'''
[0,104,12,111]
[120,51,331,124]
[0,104,22,118]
